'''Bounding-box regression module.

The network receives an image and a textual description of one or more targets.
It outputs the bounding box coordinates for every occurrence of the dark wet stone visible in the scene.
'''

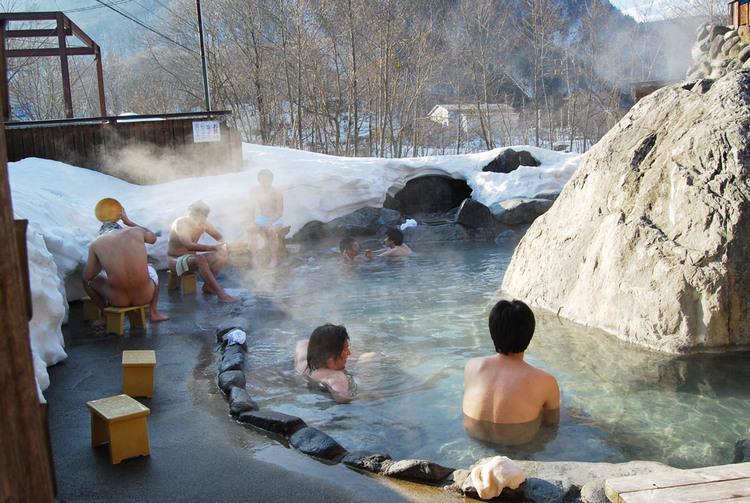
[223,344,246,359]
[380,458,454,484]
[220,351,244,373]
[454,198,494,229]
[229,387,258,416]
[289,427,347,460]
[402,223,471,243]
[482,148,540,173]
[217,370,246,394]
[491,197,553,226]
[322,206,402,237]
[341,451,392,474]
[734,431,750,462]
[238,410,306,437]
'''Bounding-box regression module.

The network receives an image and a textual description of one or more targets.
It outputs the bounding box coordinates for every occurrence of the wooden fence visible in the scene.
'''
[4,111,242,183]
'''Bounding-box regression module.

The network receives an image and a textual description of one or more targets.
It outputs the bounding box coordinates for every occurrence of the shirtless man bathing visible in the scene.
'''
[463,299,560,445]
[167,200,239,304]
[82,226,169,325]
[248,169,284,268]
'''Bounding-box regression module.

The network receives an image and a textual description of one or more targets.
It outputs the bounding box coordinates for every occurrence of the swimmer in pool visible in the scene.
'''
[248,169,284,268]
[462,299,560,445]
[366,227,412,259]
[294,323,354,403]
[339,237,372,263]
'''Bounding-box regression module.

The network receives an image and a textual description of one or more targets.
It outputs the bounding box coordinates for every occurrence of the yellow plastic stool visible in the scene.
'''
[103,305,148,335]
[167,271,197,294]
[122,350,157,398]
[86,394,150,464]
[82,296,102,321]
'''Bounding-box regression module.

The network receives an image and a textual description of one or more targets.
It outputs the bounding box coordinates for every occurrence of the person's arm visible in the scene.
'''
[175,221,219,252]
[294,340,309,373]
[325,372,353,404]
[204,221,226,246]
[119,208,139,228]
[82,246,102,282]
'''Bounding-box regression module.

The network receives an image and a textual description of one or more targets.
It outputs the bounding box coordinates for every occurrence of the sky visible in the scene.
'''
[8,142,582,401]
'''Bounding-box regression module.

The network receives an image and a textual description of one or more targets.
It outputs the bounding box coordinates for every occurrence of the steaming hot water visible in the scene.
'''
[237,239,750,469]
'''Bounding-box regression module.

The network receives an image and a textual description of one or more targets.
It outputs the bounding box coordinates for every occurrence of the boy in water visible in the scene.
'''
[463,300,560,445]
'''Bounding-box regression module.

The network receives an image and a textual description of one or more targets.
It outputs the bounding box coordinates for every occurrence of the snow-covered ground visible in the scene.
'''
[8,143,582,400]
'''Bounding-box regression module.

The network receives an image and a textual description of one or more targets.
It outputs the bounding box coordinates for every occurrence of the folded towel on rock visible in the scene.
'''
[467,456,525,500]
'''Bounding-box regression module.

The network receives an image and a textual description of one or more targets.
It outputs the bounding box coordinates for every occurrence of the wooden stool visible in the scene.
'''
[103,305,148,335]
[167,271,197,294]
[122,350,157,398]
[82,296,101,321]
[86,394,150,464]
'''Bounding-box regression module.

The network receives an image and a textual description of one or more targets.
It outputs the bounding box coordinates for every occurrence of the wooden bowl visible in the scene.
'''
[95,198,123,223]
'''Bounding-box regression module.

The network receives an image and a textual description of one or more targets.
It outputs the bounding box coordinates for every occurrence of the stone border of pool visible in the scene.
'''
[212,327,750,503]
[214,328,500,500]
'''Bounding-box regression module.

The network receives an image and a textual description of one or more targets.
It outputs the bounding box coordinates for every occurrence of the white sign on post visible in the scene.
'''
[192,120,221,143]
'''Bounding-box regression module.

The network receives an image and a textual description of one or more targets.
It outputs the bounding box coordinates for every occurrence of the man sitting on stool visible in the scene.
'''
[82,226,169,326]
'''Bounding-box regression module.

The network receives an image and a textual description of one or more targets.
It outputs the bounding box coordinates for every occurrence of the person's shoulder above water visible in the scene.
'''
[293,324,354,404]
[462,299,561,445]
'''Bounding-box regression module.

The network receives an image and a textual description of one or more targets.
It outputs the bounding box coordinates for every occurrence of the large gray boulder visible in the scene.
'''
[503,71,750,353]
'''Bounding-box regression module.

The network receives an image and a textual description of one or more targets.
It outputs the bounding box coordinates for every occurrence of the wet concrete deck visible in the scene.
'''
[46,271,455,502]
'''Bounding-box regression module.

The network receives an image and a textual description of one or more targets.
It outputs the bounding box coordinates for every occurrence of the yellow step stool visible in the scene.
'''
[104,305,148,335]
[86,394,150,464]
[82,296,102,321]
[167,271,197,294]
[122,350,157,398]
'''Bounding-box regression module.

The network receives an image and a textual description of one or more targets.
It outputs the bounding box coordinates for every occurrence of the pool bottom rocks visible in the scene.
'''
[213,326,684,503]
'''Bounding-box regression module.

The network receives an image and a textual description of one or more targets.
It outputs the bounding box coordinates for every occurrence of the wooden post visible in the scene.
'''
[0,115,55,499]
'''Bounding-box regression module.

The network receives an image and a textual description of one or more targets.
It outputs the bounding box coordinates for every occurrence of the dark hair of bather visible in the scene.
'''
[307,323,350,372]
[339,237,356,253]
[489,300,535,355]
[385,227,404,246]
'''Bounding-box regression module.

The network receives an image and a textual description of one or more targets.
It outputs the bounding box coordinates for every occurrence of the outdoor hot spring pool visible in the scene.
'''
[236,239,750,469]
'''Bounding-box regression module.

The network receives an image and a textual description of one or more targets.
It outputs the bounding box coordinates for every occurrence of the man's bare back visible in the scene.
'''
[463,353,560,424]
[462,300,560,445]
[82,227,168,323]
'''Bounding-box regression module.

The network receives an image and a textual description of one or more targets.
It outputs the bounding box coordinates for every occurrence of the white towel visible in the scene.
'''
[225,329,246,346]
[468,456,525,500]
[400,219,417,230]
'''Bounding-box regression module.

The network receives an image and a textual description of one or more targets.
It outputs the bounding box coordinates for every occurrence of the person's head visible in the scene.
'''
[307,323,350,371]
[384,227,404,247]
[488,300,535,355]
[339,237,359,255]
[257,169,274,187]
[187,200,210,222]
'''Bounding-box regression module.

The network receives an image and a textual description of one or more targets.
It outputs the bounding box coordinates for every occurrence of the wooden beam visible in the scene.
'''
[0,114,55,501]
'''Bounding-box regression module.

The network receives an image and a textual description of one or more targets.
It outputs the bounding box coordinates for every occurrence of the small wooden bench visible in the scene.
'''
[122,350,157,398]
[104,305,148,335]
[86,394,150,464]
[606,462,750,502]
[167,271,197,294]
[82,296,101,321]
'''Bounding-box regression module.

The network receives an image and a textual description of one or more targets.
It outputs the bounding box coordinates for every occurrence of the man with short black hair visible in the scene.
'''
[371,227,411,258]
[462,299,560,444]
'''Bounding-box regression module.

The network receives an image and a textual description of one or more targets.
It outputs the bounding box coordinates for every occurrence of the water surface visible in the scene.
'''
[237,240,750,469]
